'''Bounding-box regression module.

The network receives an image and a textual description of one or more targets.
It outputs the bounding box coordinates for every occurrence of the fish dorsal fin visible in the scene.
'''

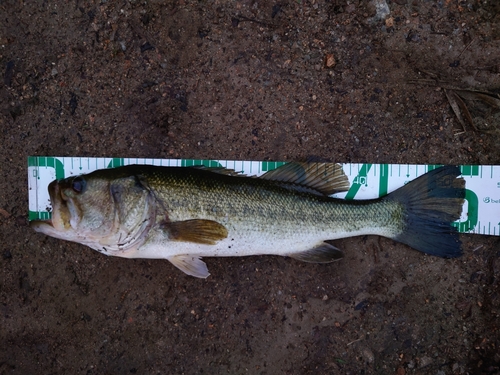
[167,219,228,245]
[289,242,344,263]
[260,162,349,196]
[191,166,243,176]
[168,255,210,278]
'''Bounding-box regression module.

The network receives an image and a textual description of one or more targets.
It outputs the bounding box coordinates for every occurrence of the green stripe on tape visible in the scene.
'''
[181,159,223,168]
[345,164,372,200]
[262,161,287,172]
[107,158,125,168]
[28,156,65,180]
[379,164,389,196]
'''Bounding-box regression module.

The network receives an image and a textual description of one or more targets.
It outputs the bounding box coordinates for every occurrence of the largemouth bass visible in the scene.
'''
[30,163,465,278]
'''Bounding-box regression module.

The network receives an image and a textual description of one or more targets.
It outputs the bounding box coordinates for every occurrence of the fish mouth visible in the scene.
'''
[30,218,53,230]
[31,180,73,236]
[50,180,72,228]
[29,218,68,239]
[30,179,77,241]
[30,179,57,233]
[30,218,53,231]
[30,217,77,242]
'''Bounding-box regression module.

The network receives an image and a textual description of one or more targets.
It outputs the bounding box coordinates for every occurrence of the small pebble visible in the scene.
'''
[419,356,433,368]
[361,347,375,363]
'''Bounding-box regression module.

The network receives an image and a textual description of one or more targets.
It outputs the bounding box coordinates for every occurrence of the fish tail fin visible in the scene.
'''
[386,166,465,258]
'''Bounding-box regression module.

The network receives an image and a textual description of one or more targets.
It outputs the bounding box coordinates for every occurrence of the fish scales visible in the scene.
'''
[148,168,403,243]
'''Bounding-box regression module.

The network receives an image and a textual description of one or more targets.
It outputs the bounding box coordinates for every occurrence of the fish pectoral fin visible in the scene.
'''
[289,243,343,263]
[168,255,210,278]
[166,219,228,245]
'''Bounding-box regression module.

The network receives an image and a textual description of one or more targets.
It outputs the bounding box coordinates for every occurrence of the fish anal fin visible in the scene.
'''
[289,243,344,263]
[167,219,228,244]
[260,162,349,196]
[168,255,210,278]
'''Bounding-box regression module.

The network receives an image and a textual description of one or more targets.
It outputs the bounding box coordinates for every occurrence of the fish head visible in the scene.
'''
[30,168,154,254]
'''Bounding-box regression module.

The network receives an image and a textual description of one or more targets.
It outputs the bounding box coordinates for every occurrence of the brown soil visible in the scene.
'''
[1,1,500,374]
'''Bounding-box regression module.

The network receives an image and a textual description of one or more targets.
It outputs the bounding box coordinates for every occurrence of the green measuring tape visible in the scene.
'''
[27,157,499,236]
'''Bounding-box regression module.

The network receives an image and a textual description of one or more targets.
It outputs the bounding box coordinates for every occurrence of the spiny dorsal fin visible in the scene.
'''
[167,219,228,245]
[288,242,344,263]
[260,162,349,196]
[168,255,210,278]
[191,166,243,176]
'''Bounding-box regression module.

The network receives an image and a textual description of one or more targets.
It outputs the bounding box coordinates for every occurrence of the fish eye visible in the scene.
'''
[72,176,86,193]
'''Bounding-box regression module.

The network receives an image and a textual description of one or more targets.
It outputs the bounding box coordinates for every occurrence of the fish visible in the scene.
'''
[30,163,466,278]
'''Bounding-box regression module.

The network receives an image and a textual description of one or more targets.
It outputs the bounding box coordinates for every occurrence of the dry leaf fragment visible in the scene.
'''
[324,53,336,68]
[0,208,11,218]
[445,89,468,131]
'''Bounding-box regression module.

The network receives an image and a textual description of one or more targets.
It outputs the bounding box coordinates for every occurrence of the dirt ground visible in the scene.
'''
[1,0,500,374]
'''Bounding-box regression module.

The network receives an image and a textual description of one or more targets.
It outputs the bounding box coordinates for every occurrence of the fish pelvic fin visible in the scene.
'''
[166,219,228,245]
[289,242,344,263]
[387,166,465,258]
[168,255,210,278]
[260,162,350,196]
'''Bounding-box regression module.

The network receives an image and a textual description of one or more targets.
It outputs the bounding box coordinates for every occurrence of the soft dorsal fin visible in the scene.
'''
[260,162,349,196]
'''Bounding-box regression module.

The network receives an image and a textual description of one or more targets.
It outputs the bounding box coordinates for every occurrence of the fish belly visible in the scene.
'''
[131,218,397,260]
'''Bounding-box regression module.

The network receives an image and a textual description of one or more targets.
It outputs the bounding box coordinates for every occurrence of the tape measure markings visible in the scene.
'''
[27,157,499,236]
